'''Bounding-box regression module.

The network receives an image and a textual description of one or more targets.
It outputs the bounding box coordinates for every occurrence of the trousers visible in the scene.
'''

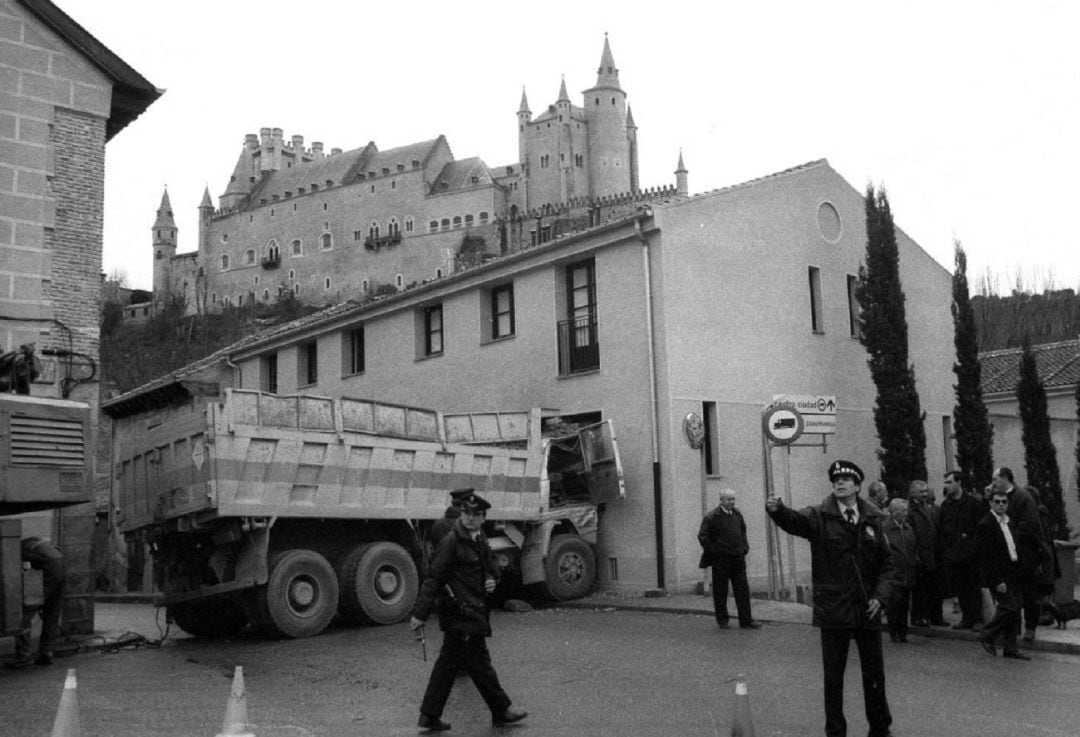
[710,554,753,625]
[820,627,892,737]
[420,632,511,718]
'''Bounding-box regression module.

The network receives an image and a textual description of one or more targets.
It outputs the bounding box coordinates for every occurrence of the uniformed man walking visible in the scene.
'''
[410,491,527,732]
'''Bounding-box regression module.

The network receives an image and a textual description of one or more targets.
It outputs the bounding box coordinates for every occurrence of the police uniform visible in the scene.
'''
[411,492,527,731]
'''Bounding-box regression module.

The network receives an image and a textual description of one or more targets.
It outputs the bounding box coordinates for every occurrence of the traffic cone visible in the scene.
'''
[215,666,255,737]
[730,679,756,737]
[50,668,82,737]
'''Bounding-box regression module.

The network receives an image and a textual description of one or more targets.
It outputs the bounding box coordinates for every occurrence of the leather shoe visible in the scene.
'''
[34,653,53,666]
[951,621,974,630]
[1003,650,1031,660]
[492,708,527,726]
[739,621,762,629]
[716,620,730,629]
[979,637,997,656]
[418,714,451,732]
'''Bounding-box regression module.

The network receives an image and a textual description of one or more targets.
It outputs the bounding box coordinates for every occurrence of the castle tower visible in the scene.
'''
[583,34,631,198]
[675,149,688,196]
[198,186,214,254]
[627,105,639,193]
[152,188,177,307]
[517,87,531,166]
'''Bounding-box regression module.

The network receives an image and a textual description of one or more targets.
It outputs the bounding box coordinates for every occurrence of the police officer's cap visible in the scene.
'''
[459,491,492,512]
[448,488,475,506]
[828,460,864,484]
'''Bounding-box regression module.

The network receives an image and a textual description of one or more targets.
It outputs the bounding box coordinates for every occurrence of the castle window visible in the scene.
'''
[611,97,615,105]
[262,289,270,302]
[358,174,366,181]
[325,277,331,291]
[381,168,389,175]
[436,268,443,279]
[220,255,230,270]
[254,275,259,285]
[429,220,438,233]
[326,180,333,187]
[245,249,256,265]
[321,233,332,250]
[595,97,599,105]
[293,203,297,211]
[368,171,375,178]
[267,240,280,261]
[354,230,362,241]
[237,294,244,307]
[298,187,305,195]
[405,217,414,233]
[211,293,217,303]
[294,283,301,295]
[560,153,565,162]
[575,154,583,167]
[412,160,420,168]
[222,234,228,242]
[369,222,380,240]
[392,180,396,189]
[291,239,302,256]
[441,218,450,231]
[311,183,319,191]
[371,185,375,193]
[396,274,404,288]
[289,269,295,280]
[323,202,328,210]
[470,176,478,184]
[155,250,163,260]
[361,279,369,292]
[285,191,292,198]
[452,216,462,229]
[479,211,489,224]
[397,164,404,172]
[464,214,474,227]
[389,218,400,237]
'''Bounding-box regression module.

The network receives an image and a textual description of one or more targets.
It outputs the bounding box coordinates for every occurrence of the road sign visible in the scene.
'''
[770,394,837,435]
[762,405,804,445]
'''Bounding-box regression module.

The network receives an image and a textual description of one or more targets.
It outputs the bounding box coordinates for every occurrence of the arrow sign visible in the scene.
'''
[770,394,837,435]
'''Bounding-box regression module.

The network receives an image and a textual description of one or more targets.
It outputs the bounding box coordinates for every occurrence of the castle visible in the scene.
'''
[152,36,687,315]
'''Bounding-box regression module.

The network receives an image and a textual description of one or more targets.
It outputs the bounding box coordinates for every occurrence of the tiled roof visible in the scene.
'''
[979,339,1080,395]
[430,158,494,194]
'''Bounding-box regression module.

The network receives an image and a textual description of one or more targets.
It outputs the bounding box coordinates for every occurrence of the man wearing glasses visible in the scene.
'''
[410,490,527,731]
[975,488,1030,659]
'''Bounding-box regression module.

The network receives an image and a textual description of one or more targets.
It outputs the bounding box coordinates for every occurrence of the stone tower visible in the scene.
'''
[152,188,177,308]
[583,34,633,198]
[675,150,688,196]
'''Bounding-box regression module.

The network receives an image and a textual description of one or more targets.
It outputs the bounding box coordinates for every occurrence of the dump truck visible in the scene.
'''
[109,389,623,639]
[0,392,93,636]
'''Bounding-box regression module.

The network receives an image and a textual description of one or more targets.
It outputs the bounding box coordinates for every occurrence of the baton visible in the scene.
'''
[415,624,427,661]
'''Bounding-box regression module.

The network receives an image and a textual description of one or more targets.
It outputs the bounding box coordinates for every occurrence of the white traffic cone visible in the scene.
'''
[215,666,255,737]
[50,668,82,737]
[730,679,756,737]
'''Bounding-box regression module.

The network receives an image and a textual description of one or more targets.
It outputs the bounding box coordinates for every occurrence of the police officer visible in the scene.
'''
[766,460,896,737]
[5,537,66,668]
[410,491,527,732]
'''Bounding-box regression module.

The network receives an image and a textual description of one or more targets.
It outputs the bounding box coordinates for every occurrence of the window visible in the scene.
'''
[703,402,719,476]
[388,218,400,237]
[847,274,861,338]
[405,217,414,233]
[343,326,364,375]
[440,218,450,231]
[452,216,462,229]
[369,222,380,240]
[429,220,439,233]
[262,353,278,394]
[244,249,256,265]
[558,259,599,374]
[464,214,474,227]
[809,266,823,333]
[220,254,230,270]
[291,239,302,256]
[321,233,332,250]
[491,283,514,339]
[267,240,280,261]
[262,289,269,301]
[298,340,318,386]
[479,211,489,225]
[325,277,331,290]
[423,304,443,356]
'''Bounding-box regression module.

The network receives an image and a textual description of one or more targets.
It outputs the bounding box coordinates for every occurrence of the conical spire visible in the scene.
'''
[594,33,621,90]
[557,75,570,103]
[518,86,530,114]
[626,104,637,129]
[153,188,176,229]
[675,149,686,173]
[200,186,214,209]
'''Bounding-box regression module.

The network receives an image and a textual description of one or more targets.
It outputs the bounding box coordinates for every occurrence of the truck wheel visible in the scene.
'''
[168,597,248,639]
[337,542,419,625]
[250,549,339,638]
[543,535,596,601]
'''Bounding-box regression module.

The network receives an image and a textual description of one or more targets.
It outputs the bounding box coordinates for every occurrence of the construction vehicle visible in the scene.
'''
[0,390,93,636]
[107,389,623,639]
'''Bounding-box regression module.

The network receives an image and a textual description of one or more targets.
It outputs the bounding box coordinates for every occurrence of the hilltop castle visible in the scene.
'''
[151,36,686,314]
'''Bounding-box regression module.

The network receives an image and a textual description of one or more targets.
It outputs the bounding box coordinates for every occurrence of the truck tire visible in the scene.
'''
[250,549,339,638]
[336,541,419,625]
[168,596,248,639]
[543,535,596,601]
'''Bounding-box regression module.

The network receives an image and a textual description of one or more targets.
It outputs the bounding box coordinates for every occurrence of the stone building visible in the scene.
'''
[153,36,685,316]
[108,159,957,596]
[1,0,158,622]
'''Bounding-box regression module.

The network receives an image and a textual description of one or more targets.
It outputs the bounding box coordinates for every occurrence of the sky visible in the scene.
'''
[60,0,1080,293]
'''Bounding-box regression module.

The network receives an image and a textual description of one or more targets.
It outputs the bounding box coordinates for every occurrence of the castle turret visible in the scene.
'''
[583,34,631,198]
[152,188,177,307]
[627,105,639,193]
[517,87,531,166]
[675,149,688,196]
[198,186,214,253]
[220,134,260,210]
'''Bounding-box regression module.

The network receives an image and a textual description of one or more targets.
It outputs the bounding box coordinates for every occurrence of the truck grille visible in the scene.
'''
[10,415,85,467]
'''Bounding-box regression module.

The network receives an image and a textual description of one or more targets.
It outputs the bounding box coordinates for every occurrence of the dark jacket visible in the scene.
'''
[697,505,749,568]
[975,511,1022,603]
[881,518,918,589]
[21,538,65,588]
[908,500,939,570]
[936,493,981,563]
[411,520,494,636]
[768,494,895,629]
[1004,486,1043,573]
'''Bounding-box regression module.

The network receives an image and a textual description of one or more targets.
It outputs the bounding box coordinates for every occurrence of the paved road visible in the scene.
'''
[2,604,1077,736]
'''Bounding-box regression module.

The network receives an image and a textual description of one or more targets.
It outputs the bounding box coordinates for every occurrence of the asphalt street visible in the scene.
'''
[2,603,1079,737]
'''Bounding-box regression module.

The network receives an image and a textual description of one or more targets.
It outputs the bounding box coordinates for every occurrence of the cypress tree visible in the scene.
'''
[855,185,927,495]
[950,242,994,491]
[1076,378,1080,506]
[1017,335,1068,538]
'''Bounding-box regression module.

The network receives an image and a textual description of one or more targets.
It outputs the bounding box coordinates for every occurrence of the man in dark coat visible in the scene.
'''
[991,467,1043,642]
[975,488,1030,659]
[426,488,470,564]
[698,488,761,629]
[410,491,526,732]
[880,499,917,643]
[5,537,66,668]
[908,480,945,627]
[937,471,983,629]
[766,459,896,737]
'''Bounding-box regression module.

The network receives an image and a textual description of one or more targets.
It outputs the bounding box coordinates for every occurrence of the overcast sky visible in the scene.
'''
[61,0,1079,293]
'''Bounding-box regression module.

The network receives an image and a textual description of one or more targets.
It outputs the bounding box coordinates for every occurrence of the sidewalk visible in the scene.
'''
[562,587,1080,656]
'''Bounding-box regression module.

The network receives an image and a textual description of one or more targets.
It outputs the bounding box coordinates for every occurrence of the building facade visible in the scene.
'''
[153,36,666,316]
[111,160,957,595]
[1,0,158,620]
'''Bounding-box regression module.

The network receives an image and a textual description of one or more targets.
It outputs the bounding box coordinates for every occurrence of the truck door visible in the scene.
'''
[577,421,625,503]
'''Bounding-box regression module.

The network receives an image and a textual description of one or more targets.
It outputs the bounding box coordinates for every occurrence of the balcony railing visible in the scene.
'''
[557,315,600,375]
[261,254,281,269]
[364,232,403,251]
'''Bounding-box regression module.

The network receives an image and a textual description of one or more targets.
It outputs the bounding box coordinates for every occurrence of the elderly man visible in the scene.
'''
[908,480,945,627]
[867,481,890,514]
[880,499,917,643]
[767,460,896,737]
[698,489,761,630]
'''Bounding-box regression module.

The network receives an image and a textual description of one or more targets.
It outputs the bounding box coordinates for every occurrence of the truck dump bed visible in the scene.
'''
[115,390,547,534]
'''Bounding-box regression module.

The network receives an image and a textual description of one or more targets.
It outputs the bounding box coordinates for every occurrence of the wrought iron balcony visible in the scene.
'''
[364,232,403,251]
[557,315,600,375]
[261,254,281,269]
